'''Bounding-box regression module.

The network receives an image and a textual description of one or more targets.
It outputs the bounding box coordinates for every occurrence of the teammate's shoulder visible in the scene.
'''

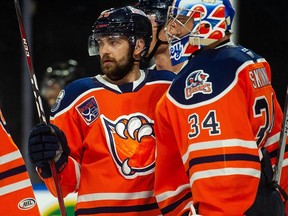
[146,68,176,82]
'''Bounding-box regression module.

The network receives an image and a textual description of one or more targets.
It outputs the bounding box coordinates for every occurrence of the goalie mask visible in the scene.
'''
[166,0,235,65]
[88,6,152,62]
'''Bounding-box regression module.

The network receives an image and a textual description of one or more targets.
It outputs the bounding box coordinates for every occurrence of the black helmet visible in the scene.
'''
[40,59,85,96]
[135,0,173,61]
[42,59,84,85]
[135,0,173,27]
[88,6,152,58]
[40,59,85,107]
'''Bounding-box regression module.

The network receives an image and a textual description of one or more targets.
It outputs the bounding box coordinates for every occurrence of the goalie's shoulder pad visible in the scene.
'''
[168,45,267,106]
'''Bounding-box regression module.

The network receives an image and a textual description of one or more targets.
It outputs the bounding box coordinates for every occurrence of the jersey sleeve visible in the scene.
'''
[154,94,193,216]
[266,83,288,214]
[0,111,40,215]
[247,60,288,208]
[42,80,92,197]
[43,106,84,197]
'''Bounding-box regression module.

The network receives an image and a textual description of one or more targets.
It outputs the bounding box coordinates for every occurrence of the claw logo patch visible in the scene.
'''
[76,96,99,125]
[170,34,198,66]
[101,113,155,179]
[185,70,212,99]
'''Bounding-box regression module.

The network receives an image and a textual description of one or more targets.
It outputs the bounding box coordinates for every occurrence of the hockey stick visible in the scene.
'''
[273,85,288,183]
[14,0,67,215]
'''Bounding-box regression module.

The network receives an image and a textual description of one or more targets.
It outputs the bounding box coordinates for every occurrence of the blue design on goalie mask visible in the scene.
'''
[169,33,191,66]
[166,0,235,65]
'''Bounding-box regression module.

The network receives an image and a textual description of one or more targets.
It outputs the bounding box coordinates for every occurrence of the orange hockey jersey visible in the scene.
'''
[0,109,40,215]
[154,42,288,215]
[43,69,175,215]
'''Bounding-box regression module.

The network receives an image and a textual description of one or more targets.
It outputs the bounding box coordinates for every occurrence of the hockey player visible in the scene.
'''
[154,0,288,215]
[40,59,85,108]
[136,0,186,73]
[0,108,40,215]
[27,6,176,216]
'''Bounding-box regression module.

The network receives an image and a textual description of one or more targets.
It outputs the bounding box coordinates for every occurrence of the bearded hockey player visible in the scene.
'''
[28,5,176,216]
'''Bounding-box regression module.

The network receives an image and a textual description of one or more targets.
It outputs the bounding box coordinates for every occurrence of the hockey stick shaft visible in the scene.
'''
[14,0,67,215]
[274,85,288,183]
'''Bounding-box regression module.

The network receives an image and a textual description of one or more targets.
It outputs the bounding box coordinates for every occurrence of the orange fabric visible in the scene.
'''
[43,71,175,215]
[0,109,40,215]
[154,46,288,215]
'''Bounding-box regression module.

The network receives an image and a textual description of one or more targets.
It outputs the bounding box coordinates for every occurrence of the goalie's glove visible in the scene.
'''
[28,123,70,178]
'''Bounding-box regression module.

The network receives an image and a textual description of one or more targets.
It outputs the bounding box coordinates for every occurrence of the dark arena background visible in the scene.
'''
[1,0,287,185]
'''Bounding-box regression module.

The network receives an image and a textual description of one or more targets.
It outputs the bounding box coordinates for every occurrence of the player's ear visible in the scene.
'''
[134,38,145,56]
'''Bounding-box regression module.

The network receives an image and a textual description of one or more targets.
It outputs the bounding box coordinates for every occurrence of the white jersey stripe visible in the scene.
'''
[0,150,22,165]
[156,184,190,202]
[77,190,154,203]
[264,132,280,147]
[190,168,260,186]
[182,139,258,164]
[0,179,32,196]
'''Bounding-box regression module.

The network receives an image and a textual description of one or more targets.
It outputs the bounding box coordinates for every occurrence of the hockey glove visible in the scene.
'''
[28,123,70,178]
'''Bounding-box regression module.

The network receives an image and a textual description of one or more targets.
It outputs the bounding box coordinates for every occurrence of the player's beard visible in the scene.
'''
[101,48,134,81]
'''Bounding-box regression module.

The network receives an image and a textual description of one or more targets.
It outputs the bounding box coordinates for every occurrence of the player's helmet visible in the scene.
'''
[40,59,85,106]
[88,6,152,59]
[166,0,235,65]
[136,0,173,60]
[136,0,173,28]
[41,59,83,87]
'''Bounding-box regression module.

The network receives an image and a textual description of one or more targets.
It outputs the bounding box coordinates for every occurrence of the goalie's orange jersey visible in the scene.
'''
[154,42,288,215]
[43,70,175,215]
[0,109,40,215]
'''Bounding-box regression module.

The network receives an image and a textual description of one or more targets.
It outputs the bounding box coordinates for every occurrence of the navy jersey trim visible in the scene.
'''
[169,45,264,105]
[50,77,101,116]
[51,70,175,117]
[161,191,192,215]
[0,164,27,180]
[75,202,159,215]
[187,153,260,174]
